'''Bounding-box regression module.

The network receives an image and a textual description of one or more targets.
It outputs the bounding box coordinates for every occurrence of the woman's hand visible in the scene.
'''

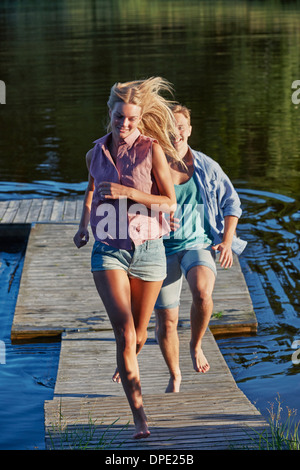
[73,227,89,248]
[96,142,176,213]
[98,182,130,200]
[169,212,180,232]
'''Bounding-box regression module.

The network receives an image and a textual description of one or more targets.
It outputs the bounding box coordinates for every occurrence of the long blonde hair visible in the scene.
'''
[107,77,179,161]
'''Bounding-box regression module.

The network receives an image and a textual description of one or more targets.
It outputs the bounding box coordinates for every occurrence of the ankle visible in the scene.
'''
[170,370,181,381]
[190,339,202,352]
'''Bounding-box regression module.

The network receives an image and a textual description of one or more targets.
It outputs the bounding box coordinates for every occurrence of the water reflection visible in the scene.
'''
[0,0,299,198]
[218,188,300,418]
[0,241,60,450]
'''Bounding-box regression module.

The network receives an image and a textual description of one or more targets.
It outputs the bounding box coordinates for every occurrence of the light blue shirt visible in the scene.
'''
[191,148,247,255]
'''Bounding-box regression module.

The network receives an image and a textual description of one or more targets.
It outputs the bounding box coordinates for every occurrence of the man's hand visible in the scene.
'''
[212,241,233,269]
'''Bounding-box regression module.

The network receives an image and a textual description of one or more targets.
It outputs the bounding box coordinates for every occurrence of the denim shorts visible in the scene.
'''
[155,245,217,309]
[91,238,166,281]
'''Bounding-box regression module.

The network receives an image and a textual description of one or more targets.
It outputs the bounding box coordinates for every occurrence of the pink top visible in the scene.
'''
[89,128,169,249]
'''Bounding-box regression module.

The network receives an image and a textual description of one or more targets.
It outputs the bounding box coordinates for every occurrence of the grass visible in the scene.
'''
[212,311,224,319]
[47,396,299,450]
[47,402,129,450]
[244,396,300,450]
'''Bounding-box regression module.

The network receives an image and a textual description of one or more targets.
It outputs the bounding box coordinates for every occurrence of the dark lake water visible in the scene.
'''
[0,0,299,449]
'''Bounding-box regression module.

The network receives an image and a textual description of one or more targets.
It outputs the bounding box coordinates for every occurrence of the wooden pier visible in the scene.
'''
[0,197,269,450]
[44,329,268,450]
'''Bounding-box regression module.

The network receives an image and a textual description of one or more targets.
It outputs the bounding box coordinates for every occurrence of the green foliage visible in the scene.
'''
[243,396,300,450]
[47,402,129,450]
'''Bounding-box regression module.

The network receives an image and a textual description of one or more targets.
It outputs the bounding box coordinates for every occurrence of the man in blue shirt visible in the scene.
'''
[155,104,247,392]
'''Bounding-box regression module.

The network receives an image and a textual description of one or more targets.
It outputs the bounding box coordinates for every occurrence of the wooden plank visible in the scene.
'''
[0,200,9,221]
[50,198,65,222]
[44,329,269,450]
[11,223,257,341]
[52,329,236,398]
[75,198,84,221]
[1,200,21,223]
[11,223,110,341]
[26,198,43,222]
[45,395,269,450]
[0,198,83,224]
[11,199,32,223]
[38,199,54,222]
[63,199,77,222]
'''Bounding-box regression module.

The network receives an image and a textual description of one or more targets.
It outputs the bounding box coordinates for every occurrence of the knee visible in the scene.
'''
[191,287,212,307]
[114,324,136,353]
[156,310,178,338]
[136,330,147,352]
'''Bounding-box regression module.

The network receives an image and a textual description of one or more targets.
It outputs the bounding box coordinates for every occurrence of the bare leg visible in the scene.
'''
[186,265,215,373]
[155,307,182,392]
[129,276,163,350]
[112,277,163,385]
[93,270,151,439]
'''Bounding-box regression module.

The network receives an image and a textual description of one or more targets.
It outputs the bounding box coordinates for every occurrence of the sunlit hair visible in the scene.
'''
[107,77,180,161]
[170,103,191,125]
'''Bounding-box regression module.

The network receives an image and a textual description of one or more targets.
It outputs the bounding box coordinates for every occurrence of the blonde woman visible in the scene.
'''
[73,78,177,439]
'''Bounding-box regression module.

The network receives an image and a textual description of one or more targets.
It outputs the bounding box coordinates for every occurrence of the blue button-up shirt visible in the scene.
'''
[191,148,247,255]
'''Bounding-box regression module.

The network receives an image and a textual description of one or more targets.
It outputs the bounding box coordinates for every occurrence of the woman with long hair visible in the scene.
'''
[74,77,178,439]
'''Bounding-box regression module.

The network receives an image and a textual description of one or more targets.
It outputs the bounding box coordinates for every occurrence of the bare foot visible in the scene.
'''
[133,429,151,439]
[133,421,150,439]
[165,374,181,393]
[112,367,121,383]
[190,344,210,373]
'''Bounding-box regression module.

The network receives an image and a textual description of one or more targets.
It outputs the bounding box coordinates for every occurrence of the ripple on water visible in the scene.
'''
[218,189,300,420]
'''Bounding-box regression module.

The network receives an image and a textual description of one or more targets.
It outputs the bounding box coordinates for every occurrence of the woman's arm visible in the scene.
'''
[73,150,94,248]
[98,142,176,213]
